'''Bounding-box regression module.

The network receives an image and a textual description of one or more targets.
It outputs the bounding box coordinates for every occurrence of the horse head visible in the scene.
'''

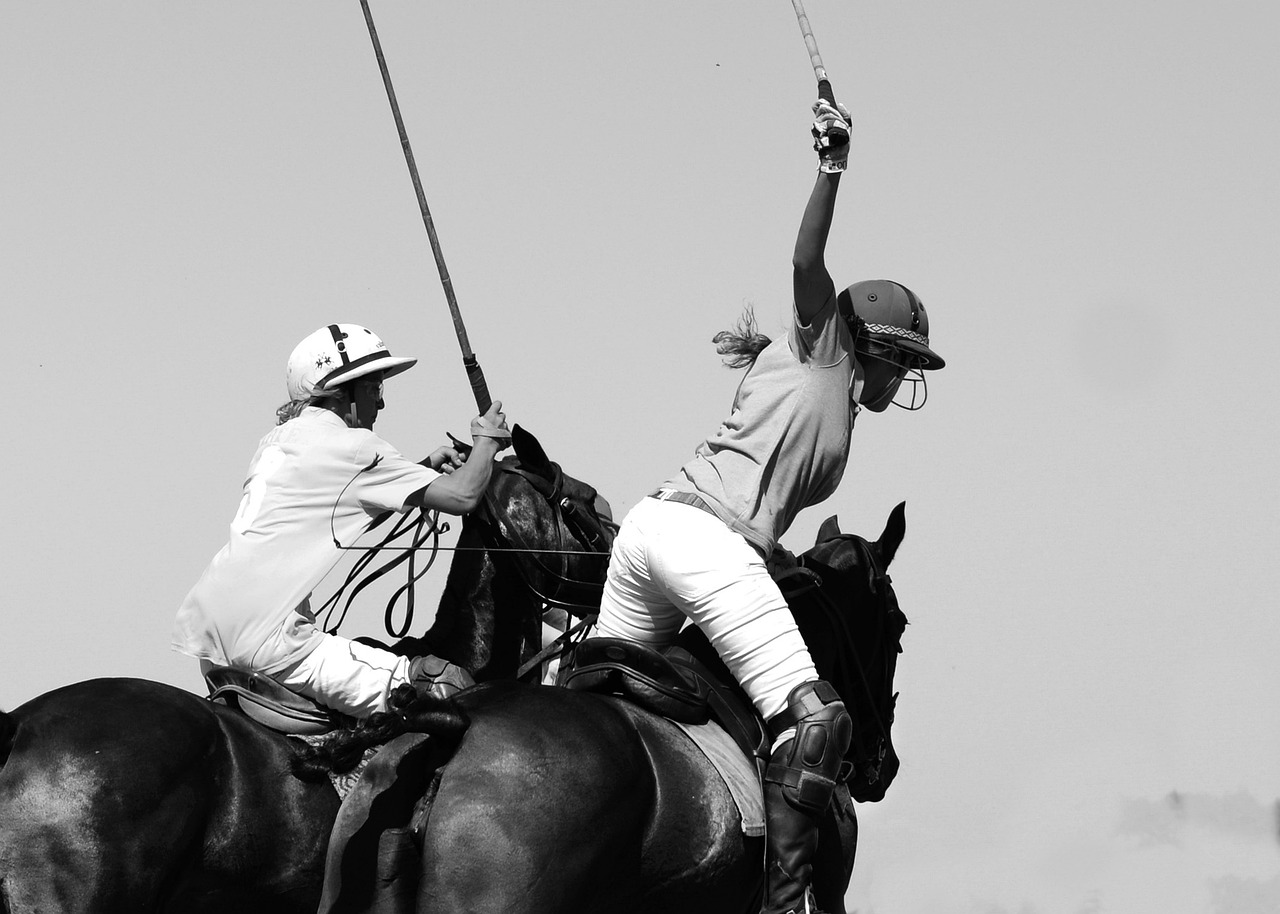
[790,502,908,803]
[457,425,615,678]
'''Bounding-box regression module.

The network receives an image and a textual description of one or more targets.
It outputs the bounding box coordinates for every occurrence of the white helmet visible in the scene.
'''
[285,324,417,401]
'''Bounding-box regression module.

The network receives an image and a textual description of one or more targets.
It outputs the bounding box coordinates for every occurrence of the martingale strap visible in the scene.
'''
[514,613,597,681]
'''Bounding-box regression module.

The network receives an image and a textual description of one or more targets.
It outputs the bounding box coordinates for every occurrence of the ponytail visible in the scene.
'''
[275,398,310,425]
[712,307,772,369]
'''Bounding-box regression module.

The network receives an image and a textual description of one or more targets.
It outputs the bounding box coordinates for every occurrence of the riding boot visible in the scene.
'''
[762,680,852,914]
[407,655,474,700]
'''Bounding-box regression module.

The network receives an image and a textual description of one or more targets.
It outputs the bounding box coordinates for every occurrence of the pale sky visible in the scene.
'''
[3,3,1278,912]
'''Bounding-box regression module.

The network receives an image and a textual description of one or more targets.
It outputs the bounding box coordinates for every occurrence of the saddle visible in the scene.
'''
[557,566,828,770]
[558,632,771,767]
[204,666,353,735]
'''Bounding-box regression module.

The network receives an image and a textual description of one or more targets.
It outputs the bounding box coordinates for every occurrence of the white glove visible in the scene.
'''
[470,399,512,449]
[811,99,852,173]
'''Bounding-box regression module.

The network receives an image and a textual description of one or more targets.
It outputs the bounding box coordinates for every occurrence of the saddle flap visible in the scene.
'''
[560,638,710,725]
[204,665,337,735]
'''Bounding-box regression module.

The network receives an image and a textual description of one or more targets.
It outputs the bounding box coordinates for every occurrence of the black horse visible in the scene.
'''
[309,504,909,914]
[0,426,611,914]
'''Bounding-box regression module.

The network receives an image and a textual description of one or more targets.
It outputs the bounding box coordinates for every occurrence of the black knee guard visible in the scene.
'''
[765,680,852,813]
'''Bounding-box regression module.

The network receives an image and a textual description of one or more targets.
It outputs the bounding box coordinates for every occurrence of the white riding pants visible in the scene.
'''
[594,496,818,721]
[274,632,411,718]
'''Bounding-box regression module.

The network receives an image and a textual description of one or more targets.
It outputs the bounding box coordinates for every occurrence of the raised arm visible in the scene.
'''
[793,100,852,325]
[792,171,841,324]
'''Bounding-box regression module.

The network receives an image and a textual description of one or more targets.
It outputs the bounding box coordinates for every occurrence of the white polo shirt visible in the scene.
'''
[172,408,438,674]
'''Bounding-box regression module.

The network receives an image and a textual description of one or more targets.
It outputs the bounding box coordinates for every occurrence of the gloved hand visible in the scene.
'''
[470,399,512,449]
[408,655,475,700]
[811,99,852,173]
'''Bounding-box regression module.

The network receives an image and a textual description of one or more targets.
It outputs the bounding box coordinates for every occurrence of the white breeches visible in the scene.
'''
[594,496,818,721]
[275,632,411,718]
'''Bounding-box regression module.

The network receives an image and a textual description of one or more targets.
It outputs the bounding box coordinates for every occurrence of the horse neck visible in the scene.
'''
[421,518,544,681]
[794,563,882,704]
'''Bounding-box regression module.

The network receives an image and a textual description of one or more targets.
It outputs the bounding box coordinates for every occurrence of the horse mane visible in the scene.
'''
[292,686,469,781]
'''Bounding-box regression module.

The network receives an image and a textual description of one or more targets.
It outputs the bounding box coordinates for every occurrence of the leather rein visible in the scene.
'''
[478,461,617,679]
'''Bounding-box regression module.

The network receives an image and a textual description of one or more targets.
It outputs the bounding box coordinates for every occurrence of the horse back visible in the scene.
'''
[0,678,337,914]
[416,682,759,914]
[0,678,226,912]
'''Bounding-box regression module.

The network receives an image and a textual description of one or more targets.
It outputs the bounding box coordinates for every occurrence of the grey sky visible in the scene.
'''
[3,3,1278,910]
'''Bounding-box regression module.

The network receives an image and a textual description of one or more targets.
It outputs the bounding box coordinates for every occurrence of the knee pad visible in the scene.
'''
[765,680,853,813]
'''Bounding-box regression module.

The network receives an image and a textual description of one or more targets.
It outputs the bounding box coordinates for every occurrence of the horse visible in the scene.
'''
[0,425,612,914]
[306,503,909,914]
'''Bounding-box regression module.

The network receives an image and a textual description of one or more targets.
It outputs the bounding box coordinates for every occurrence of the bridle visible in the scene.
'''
[318,456,614,648]
[784,534,904,788]
[477,459,617,678]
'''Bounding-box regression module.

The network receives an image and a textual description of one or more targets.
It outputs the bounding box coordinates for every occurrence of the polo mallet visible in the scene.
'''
[789,0,849,146]
[358,0,492,413]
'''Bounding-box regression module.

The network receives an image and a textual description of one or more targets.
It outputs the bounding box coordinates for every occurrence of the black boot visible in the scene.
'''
[762,680,852,914]
[407,655,474,700]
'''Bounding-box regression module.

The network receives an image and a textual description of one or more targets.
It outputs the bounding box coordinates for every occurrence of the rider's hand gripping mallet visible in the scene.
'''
[358,0,492,413]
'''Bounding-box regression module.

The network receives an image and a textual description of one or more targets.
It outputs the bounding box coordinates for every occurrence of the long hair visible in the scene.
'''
[275,398,310,425]
[712,306,772,369]
[275,389,343,425]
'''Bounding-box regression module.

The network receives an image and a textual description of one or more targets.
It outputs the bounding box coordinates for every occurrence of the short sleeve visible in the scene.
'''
[351,434,440,515]
[788,291,853,368]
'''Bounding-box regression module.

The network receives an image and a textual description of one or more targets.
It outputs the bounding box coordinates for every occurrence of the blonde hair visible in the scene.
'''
[276,384,345,425]
[275,398,310,425]
[712,306,772,369]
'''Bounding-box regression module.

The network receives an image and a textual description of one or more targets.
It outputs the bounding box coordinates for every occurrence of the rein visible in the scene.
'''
[320,508,448,637]
[317,455,614,648]
[479,462,616,620]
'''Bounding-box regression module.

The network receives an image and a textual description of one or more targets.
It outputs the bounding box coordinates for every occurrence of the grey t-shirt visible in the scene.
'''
[662,293,856,556]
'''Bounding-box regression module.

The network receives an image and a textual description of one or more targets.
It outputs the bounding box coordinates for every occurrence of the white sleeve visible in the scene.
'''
[351,435,440,515]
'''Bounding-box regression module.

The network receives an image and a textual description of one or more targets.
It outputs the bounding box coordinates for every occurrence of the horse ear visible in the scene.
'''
[816,515,841,545]
[446,432,473,460]
[876,502,906,567]
[511,425,555,481]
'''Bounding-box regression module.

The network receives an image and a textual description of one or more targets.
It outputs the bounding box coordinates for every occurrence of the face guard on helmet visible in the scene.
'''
[838,280,945,410]
[285,324,417,402]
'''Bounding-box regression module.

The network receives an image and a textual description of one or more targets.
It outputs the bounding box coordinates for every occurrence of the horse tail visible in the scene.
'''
[291,687,470,782]
[0,709,16,769]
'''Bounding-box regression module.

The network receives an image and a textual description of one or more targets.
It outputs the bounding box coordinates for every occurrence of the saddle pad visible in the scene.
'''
[297,734,377,803]
[674,719,765,837]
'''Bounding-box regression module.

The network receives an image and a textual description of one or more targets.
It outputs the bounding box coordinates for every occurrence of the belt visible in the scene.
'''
[650,488,717,517]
